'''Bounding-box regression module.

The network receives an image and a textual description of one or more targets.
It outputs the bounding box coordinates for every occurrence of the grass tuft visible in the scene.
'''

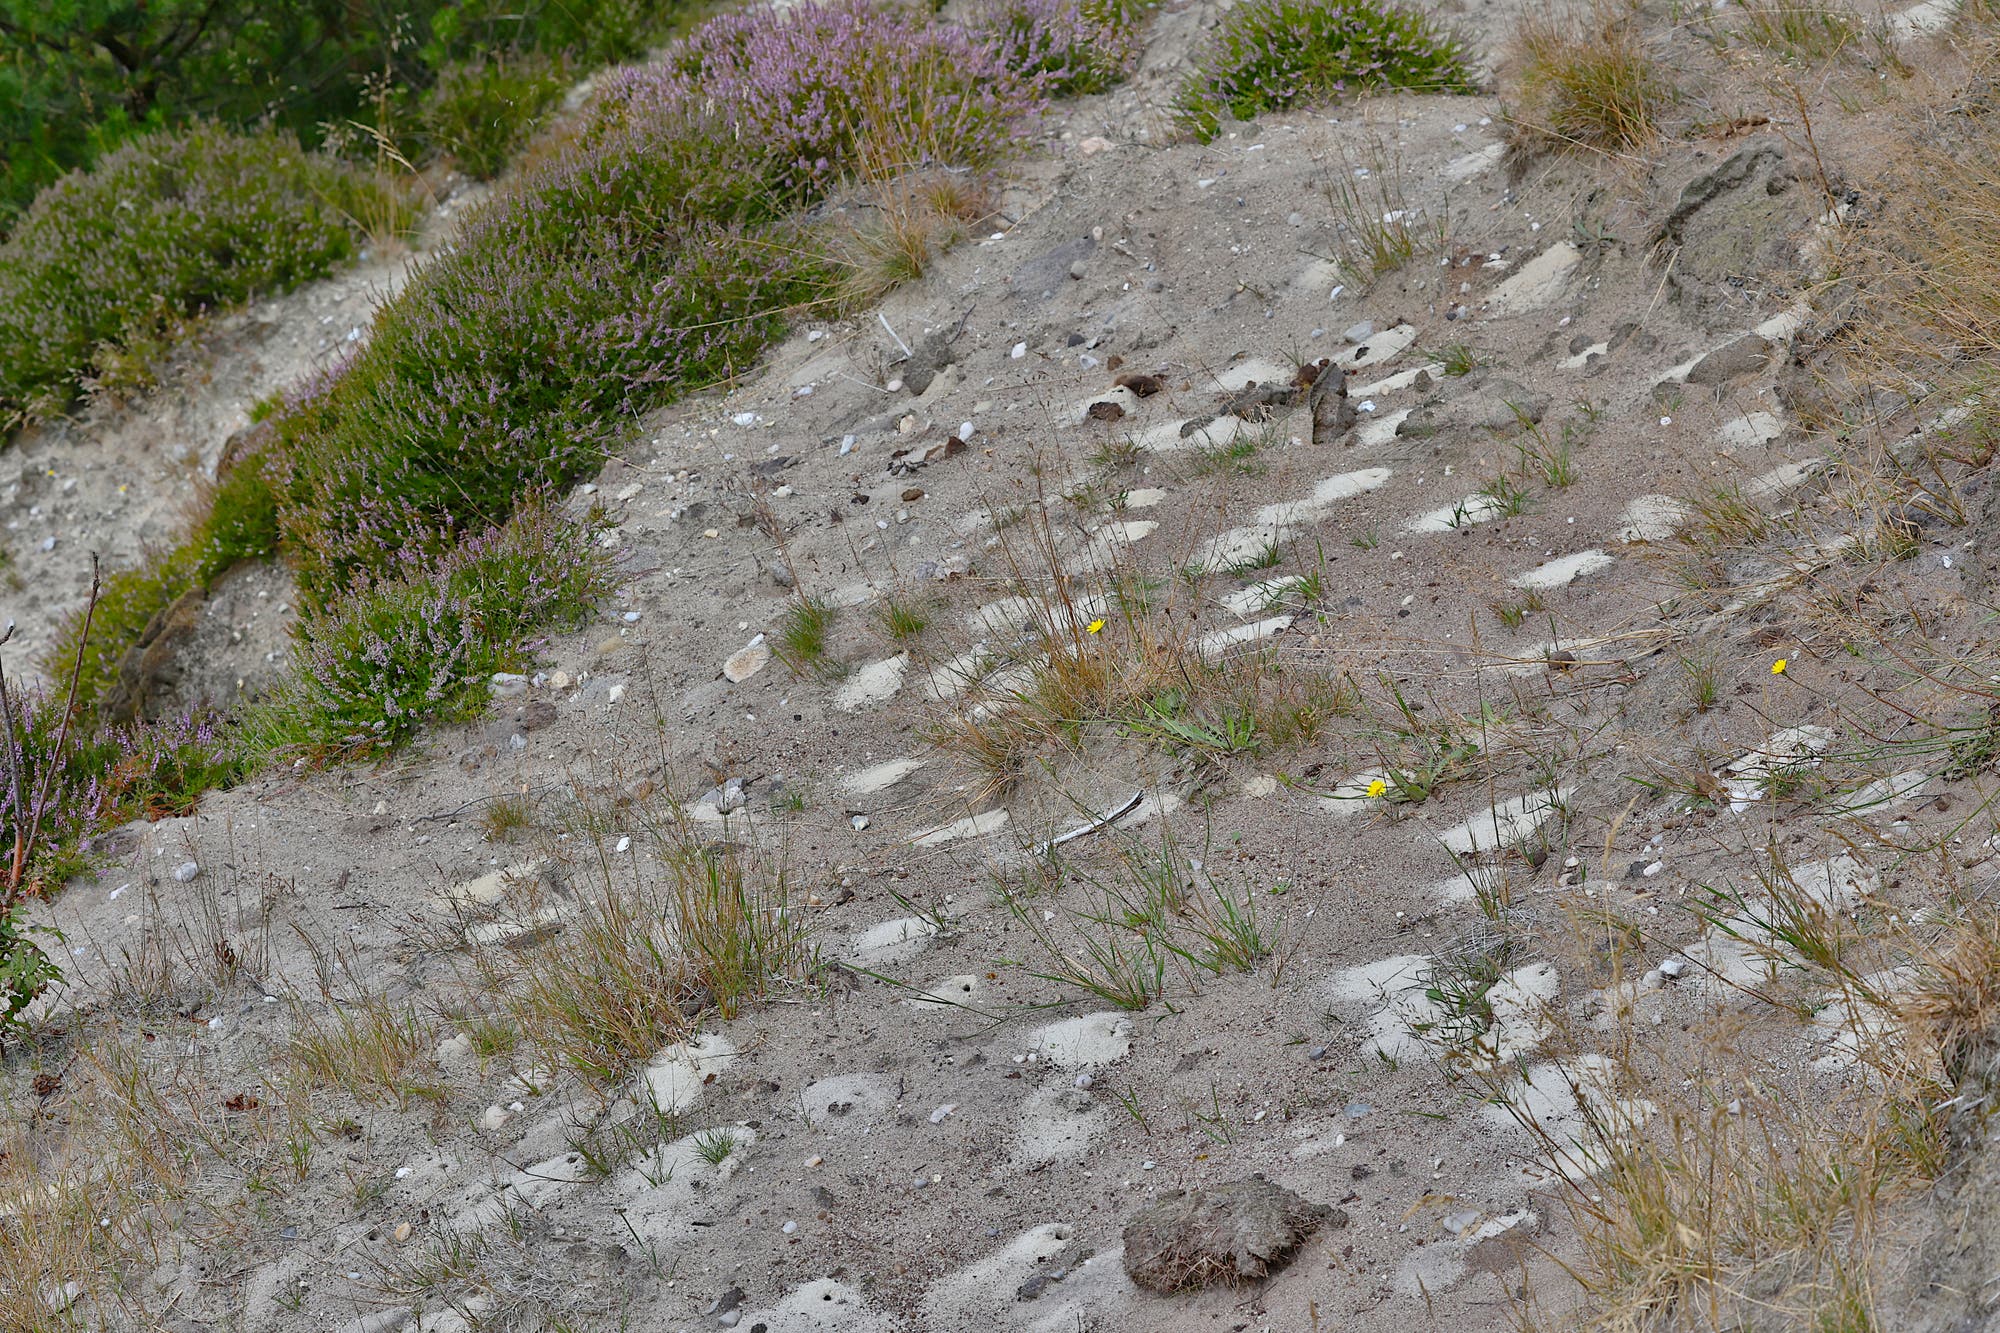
[479,830,810,1086]
[1174,0,1474,141]
[1506,5,1674,154]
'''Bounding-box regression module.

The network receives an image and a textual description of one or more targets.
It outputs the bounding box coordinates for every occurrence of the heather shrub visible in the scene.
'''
[976,0,1147,96]
[270,0,1042,595]
[247,508,616,757]
[0,124,410,427]
[1,689,108,893]
[621,0,1038,202]
[104,710,243,819]
[420,50,574,180]
[1173,0,1474,140]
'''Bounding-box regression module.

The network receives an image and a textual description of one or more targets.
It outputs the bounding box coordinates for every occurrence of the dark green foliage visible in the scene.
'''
[246,506,617,757]
[420,50,574,179]
[0,0,675,231]
[1174,0,1474,140]
[0,125,410,426]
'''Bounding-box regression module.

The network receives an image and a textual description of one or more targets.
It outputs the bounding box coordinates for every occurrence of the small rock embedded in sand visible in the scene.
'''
[1122,1176,1342,1292]
[723,637,770,683]
[171,861,199,883]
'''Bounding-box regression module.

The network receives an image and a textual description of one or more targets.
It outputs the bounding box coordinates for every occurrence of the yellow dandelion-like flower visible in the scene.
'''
[1366,778,1388,799]
[1086,619,1106,634]
[1772,658,1788,676]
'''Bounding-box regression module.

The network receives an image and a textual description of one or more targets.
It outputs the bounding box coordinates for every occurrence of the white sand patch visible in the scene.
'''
[841,757,925,795]
[1512,550,1613,589]
[926,648,994,702]
[1353,363,1445,396]
[1617,494,1688,542]
[1071,386,1139,425]
[1328,954,1440,1062]
[1754,301,1810,341]
[446,860,542,909]
[1013,1085,1108,1167]
[967,596,1040,636]
[1487,242,1581,312]
[1356,405,1411,447]
[1827,769,1932,817]
[1406,493,1507,534]
[639,1033,739,1116]
[1721,724,1836,812]
[1191,523,1288,573]
[1137,414,1246,453]
[845,916,940,966]
[1479,1055,1658,1179]
[1717,411,1783,449]
[738,1280,897,1333]
[800,1072,903,1130]
[1029,1013,1133,1068]
[1479,961,1560,1065]
[1063,519,1158,574]
[1316,769,1390,819]
[1743,457,1826,502]
[723,636,770,682]
[1256,467,1393,526]
[911,810,1010,847]
[904,973,991,1010]
[1446,142,1506,181]
[1196,614,1293,664]
[1214,358,1294,393]
[1342,323,1419,369]
[1222,576,1310,617]
[833,654,909,712]
[1435,787,1570,855]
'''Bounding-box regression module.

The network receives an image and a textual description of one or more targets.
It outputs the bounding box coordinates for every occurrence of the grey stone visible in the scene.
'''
[1123,1177,1342,1293]
[1686,335,1772,386]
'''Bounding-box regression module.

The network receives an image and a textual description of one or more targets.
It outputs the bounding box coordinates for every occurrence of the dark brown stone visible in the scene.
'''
[1122,1176,1342,1293]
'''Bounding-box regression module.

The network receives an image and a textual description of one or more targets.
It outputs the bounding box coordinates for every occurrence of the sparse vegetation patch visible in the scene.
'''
[1175,0,1474,141]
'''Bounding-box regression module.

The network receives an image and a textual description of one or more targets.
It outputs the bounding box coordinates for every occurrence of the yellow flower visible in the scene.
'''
[1366,778,1388,799]
[1771,658,1788,676]
[1086,619,1106,634]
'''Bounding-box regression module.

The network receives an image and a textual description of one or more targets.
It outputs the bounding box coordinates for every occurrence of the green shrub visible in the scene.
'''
[0,124,411,427]
[245,506,616,758]
[420,51,574,179]
[0,0,678,231]
[1173,0,1474,140]
[270,0,1040,597]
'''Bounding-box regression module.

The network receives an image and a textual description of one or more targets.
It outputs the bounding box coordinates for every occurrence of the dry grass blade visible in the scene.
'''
[1506,4,1675,154]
